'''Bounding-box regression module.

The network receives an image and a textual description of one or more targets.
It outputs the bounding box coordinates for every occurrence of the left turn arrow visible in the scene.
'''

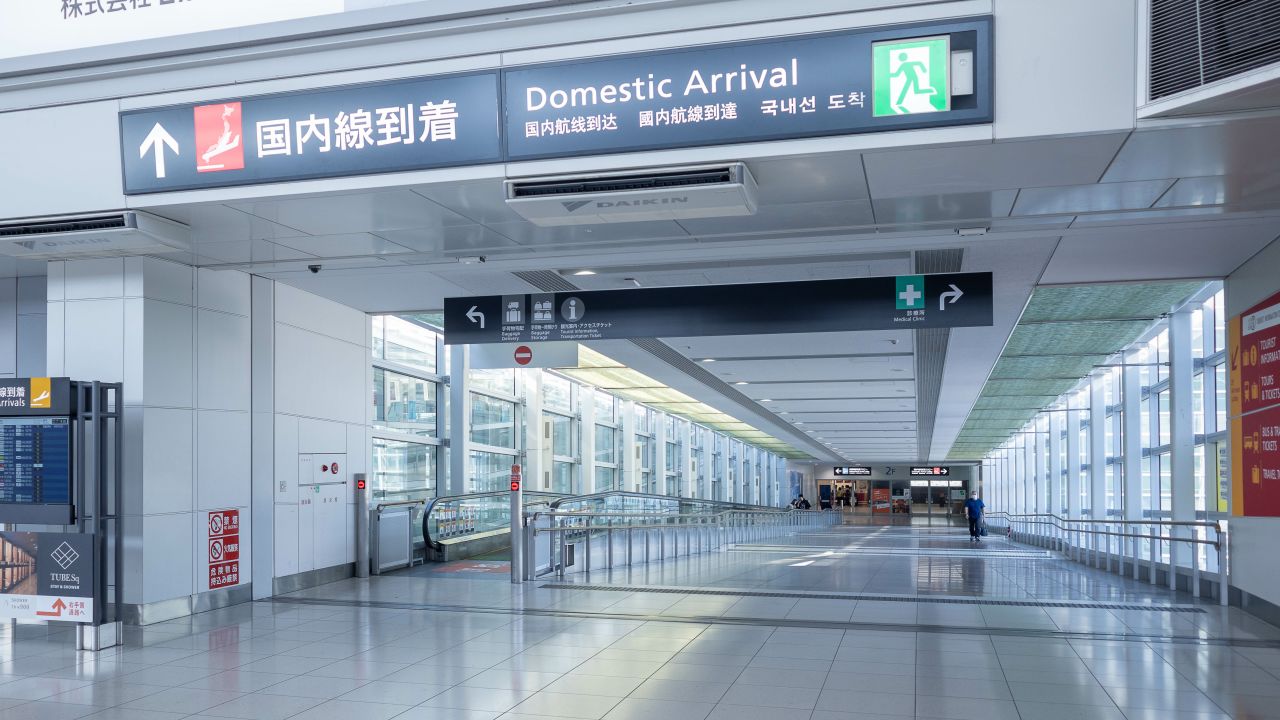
[140,123,180,179]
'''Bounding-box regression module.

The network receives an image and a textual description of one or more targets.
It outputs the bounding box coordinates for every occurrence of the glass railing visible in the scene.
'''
[423,490,565,549]
[423,490,786,551]
[551,491,780,515]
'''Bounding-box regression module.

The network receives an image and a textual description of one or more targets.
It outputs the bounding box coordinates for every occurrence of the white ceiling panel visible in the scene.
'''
[1153,175,1280,210]
[747,151,870,203]
[373,225,524,254]
[1103,115,1280,183]
[229,189,474,235]
[484,219,691,247]
[988,216,1074,231]
[410,179,523,225]
[873,190,1017,225]
[789,412,916,423]
[1068,207,1226,228]
[192,238,318,263]
[863,133,1128,198]
[742,380,915,400]
[1041,218,1280,284]
[772,398,915,413]
[153,203,311,243]
[273,233,414,257]
[678,200,874,236]
[1011,179,1173,216]
[669,331,913,358]
[707,355,914,383]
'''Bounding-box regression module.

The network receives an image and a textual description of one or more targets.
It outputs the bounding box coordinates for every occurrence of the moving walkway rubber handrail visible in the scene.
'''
[549,490,785,513]
[423,490,565,551]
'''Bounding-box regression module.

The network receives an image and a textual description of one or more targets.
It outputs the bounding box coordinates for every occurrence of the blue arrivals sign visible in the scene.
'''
[119,17,991,194]
[503,17,992,161]
[120,72,502,194]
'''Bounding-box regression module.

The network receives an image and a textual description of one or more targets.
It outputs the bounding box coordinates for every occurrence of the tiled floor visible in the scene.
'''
[3,522,1280,719]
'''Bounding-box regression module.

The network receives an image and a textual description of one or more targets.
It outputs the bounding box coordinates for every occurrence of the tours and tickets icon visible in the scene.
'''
[872,36,951,117]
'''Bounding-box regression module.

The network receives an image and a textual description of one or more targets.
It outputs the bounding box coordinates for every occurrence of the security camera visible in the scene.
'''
[308,264,322,274]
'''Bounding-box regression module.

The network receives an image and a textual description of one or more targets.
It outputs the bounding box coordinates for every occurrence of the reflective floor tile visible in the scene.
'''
[196,693,323,720]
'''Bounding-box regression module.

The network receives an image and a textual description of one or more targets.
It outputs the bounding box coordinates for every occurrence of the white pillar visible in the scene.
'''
[1066,404,1082,520]
[1169,310,1196,585]
[1123,350,1144,522]
[448,345,469,495]
[1049,410,1063,515]
[1090,374,1108,521]
[581,388,597,493]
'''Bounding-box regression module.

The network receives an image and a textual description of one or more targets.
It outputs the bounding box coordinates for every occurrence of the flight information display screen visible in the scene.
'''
[0,417,73,524]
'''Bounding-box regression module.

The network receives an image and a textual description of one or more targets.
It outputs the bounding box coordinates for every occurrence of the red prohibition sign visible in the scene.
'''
[514,345,533,366]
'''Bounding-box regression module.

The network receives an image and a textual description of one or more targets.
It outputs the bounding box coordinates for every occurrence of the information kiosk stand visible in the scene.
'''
[0,378,123,650]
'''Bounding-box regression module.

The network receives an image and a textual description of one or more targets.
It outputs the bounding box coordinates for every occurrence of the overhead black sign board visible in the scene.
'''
[0,377,73,416]
[833,467,873,477]
[120,72,501,194]
[120,17,992,194]
[503,17,992,161]
[910,466,951,476]
[444,272,993,345]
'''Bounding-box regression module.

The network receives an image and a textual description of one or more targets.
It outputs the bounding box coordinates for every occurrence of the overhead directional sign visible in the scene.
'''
[833,467,873,477]
[444,272,992,345]
[118,17,992,194]
[910,466,951,476]
[120,72,502,194]
[503,17,991,161]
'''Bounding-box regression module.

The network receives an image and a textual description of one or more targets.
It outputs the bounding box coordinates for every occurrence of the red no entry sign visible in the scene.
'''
[514,345,533,366]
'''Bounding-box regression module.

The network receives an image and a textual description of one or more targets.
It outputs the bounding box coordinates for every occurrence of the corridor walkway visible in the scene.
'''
[3,523,1280,720]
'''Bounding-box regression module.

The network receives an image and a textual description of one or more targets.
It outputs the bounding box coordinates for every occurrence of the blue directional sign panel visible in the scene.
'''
[503,17,992,161]
[119,17,992,194]
[120,72,501,194]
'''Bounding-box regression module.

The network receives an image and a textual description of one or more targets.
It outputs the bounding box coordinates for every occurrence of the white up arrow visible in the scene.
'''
[939,284,963,311]
[140,123,180,179]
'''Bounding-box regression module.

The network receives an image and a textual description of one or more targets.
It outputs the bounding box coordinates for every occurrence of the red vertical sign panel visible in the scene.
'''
[208,509,241,590]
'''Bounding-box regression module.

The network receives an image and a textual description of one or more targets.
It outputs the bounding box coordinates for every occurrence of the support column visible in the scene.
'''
[1066,402,1082,555]
[1122,347,1145,577]
[1049,410,1063,516]
[1169,310,1196,587]
[447,345,469,496]
[580,388,597,493]
[1090,374,1108,561]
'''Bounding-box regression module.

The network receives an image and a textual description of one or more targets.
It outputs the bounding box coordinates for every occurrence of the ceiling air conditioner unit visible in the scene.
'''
[0,212,190,260]
[505,163,757,226]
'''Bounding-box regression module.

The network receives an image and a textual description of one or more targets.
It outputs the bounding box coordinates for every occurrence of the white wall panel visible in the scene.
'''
[0,279,16,376]
[275,284,367,347]
[0,102,124,219]
[142,513,195,604]
[142,299,196,408]
[298,418,349,454]
[16,315,47,378]
[126,258,194,305]
[274,505,299,577]
[992,0,1136,138]
[17,276,46,315]
[196,410,252,511]
[64,258,125,300]
[64,299,124,383]
[142,408,195,516]
[196,309,251,412]
[275,323,366,423]
[275,415,300,503]
[45,300,64,376]
[198,269,253,316]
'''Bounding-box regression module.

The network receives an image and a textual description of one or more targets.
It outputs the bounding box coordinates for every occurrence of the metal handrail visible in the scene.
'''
[986,510,1229,606]
[549,490,785,513]
[523,507,836,579]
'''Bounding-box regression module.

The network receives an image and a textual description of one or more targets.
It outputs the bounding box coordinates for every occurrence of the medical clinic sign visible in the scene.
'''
[0,1,344,61]
[119,17,992,194]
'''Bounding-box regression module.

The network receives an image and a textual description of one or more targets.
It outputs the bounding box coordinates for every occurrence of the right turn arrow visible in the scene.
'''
[939,284,964,311]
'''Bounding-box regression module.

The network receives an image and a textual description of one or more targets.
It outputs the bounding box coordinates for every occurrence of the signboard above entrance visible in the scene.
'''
[503,18,991,161]
[120,72,502,194]
[118,16,993,195]
[443,272,993,345]
[833,467,872,476]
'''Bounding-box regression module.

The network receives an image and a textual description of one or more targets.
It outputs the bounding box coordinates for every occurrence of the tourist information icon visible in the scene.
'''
[873,36,951,116]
